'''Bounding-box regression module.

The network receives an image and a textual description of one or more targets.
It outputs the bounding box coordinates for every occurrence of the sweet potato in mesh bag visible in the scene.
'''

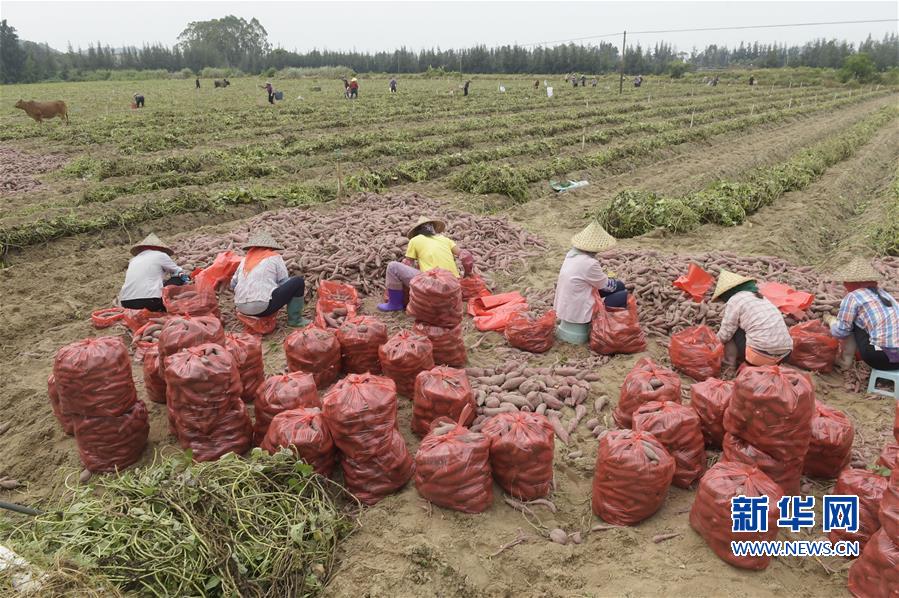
[162,284,220,318]
[480,411,554,500]
[411,322,467,367]
[668,325,724,381]
[827,468,889,550]
[633,401,706,488]
[407,268,463,328]
[689,461,783,570]
[689,377,734,448]
[847,528,899,598]
[590,294,646,355]
[175,399,254,462]
[591,429,675,525]
[880,469,899,545]
[284,326,341,389]
[788,320,839,373]
[411,366,476,437]
[313,280,360,329]
[337,315,388,374]
[260,407,336,476]
[157,315,225,379]
[224,332,265,402]
[53,336,138,418]
[721,433,804,495]
[504,310,556,354]
[72,400,149,473]
[253,372,319,445]
[47,373,73,435]
[613,358,681,429]
[379,330,435,396]
[802,400,854,479]
[877,442,899,471]
[460,274,490,301]
[142,344,166,404]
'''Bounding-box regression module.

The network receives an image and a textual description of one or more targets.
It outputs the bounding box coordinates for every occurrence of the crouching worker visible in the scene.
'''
[829,259,899,371]
[712,271,792,370]
[119,234,189,312]
[553,222,628,344]
[378,216,474,311]
[231,232,310,327]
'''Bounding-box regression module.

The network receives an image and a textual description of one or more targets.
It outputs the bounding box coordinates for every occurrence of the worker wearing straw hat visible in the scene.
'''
[230,232,309,327]
[827,258,899,371]
[712,270,792,369]
[349,77,359,99]
[378,215,475,312]
[553,221,628,344]
[119,233,189,312]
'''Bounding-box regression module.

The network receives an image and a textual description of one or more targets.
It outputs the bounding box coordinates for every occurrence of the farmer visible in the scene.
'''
[349,78,359,99]
[633,75,643,88]
[378,216,475,312]
[262,81,274,104]
[712,271,792,369]
[230,232,309,327]
[119,234,189,312]
[133,93,145,108]
[341,77,350,97]
[748,75,755,86]
[553,222,628,344]
[580,74,587,87]
[463,80,471,96]
[389,77,398,93]
[195,77,201,89]
[828,259,899,371]
[534,79,540,90]
[591,77,598,87]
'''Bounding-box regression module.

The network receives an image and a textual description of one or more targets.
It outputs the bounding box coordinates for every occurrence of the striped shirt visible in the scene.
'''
[830,288,899,349]
[717,291,793,354]
[553,249,619,324]
[230,255,288,314]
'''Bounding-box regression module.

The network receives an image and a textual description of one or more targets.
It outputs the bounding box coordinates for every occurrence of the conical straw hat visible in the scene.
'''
[242,231,284,251]
[131,233,173,256]
[407,216,446,238]
[571,221,617,253]
[831,258,881,282]
[711,270,756,301]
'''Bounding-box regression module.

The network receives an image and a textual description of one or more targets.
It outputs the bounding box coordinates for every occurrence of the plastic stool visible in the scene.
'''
[556,320,589,345]
[867,369,899,399]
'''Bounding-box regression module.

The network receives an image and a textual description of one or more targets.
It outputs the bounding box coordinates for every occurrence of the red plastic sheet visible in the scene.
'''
[787,320,840,373]
[411,366,476,437]
[47,374,73,436]
[379,330,435,396]
[614,358,681,429]
[224,332,265,402]
[590,294,647,355]
[828,469,889,550]
[468,292,528,332]
[881,469,899,545]
[690,462,783,570]
[481,411,554,500]
[260,407,336,477]
[673,263,714,302]
[412,322,467,367]
[313,280,360,329]
[53,336,138,418]
[162,285,220,318]
[407,268,463,328]
[235,311,278,336]
[592,429,675,525]
[193,251,241,293]
[284,326,342,389]
[337,316,389,375]
[504,310,556,354]
[847,529,899,598]
[253,372,320,445]
[157,315,225,379]
[633,401,706,488]
[803,400,854,479]
[689,378,734,448]
[721,433,804,495]
[142,344,167,404]
[91,307,125,329]
[758,281,814,319]
[877,442,899,471]
[460,274,490,301]
[72,400,149,472]
[669,325,724,381]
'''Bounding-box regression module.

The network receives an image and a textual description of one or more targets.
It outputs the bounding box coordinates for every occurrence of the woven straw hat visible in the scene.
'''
[711,270,756,301]
[407,216,446,238]
[571,221,617,253]
[131,233,173,256]
[242,231,284,251]
[831,258,881,282]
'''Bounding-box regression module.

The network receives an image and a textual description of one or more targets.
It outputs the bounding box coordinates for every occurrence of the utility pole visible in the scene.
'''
[618,30,626,95]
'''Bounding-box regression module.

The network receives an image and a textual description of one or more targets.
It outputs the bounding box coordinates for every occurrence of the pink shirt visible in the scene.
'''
[553,250,611,324]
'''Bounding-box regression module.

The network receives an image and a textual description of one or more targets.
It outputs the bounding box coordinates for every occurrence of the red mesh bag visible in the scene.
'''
[878,442,899,471]
[321,374,412,505]
[176,399,253,462]
[162,285,220,318]
[827,469,889,549]
[632,401,706,488]
[253,372,319,445]
[260,407,336,476]
[130,315,171,361]
[122,308,161,334]
[337,316,388,374]
[689,462,783,570]
[723,365,815,463]
[142,344,166,404]
[460,274,490,301]
[235,311,277,336]
[590,294,647,355]
[47,374,73,435]
[313,280,360,328]
[788,320,839,373]
[895,400,898,444]
[53,336,138,418]
[803,400,854,479]
[668,325,724,381]
[224,332,265,402]
[480,411,554,500]
[504,310,556,354]
[157,315,225,379]
[407,268,463,328]
[881,469,899,545]
[847,529,899,598]
[193,251,241,293]
[591,429,675,525]
[379,330,435,396]
[722,433,804,494]
[284,326,342,389]
[412,322,467,367]
[414,405,493,513]
[71,400,149,472]
[689,378,734,448]
[91,307,125,329]
[411,366,475,437]
[614,358,681,429]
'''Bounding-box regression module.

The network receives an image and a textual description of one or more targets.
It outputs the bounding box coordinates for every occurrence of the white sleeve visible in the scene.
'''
[159,253,183,276]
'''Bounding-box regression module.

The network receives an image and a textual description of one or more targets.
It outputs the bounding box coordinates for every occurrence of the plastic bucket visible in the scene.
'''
[556,320,589,345]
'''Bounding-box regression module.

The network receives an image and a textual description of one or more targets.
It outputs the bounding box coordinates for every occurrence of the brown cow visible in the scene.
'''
[14,100,69,124]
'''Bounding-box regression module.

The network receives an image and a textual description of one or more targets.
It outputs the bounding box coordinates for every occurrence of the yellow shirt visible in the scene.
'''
[406,235,458,276]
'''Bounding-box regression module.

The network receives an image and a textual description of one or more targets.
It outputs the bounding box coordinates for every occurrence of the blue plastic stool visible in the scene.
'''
[867,369,899,399]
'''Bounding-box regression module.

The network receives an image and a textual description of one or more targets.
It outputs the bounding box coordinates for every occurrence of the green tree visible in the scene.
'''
[840,52,877,82]
[668,61,688,78]
[0,19,26,83]
[177,15,270,71]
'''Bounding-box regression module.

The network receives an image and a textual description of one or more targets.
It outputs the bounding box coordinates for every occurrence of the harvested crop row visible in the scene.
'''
[0,147,69,196]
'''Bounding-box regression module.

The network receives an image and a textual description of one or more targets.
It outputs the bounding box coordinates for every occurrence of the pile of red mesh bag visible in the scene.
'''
[668,325,724,381]
[481,411,554,500]
[162,285,220,318]
[253,372,320,444]
[878,442,899,471]
[379,330,435,396]
[881,469,899,544]
[690,462,783,570]
[313,280,360,329]
[411,322,467,367]
[788,320,839,373]
[411,366,475,437]
[689,377,734,448]
[632,401,706,488]
[164,343,252,462]
[590,295,647,355]
[260,407,337,476]
[613,358,681,429]
[47,373,73,435]
[224,332,265,402]
[337,316,388,374]
[848,529,899,598]
[591,429,675,525]
[827,469,889,549]
[142,344,166,404]
[321,374,412,505]
[157,316,225,379]
[504,310,556,354]
[413,406,493,513]
[460,274,490,301]
[284,326,342,389]
[407,268,463,328]
[802,400,854,479]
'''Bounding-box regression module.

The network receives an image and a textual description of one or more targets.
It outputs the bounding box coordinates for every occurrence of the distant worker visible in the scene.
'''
[534,79,540,90]
[580,74,586,87]
[463,80,471,96]
[195,77,200,89]
[633,75,643,88]
[132,93,145,108]
[341,77,350,98]
[748,75,755,86]
[119,234,189,312]
[262,81,274,104]
[389,77,398,93]
[591,77,597,87]
[571,75,579,88]
[349,77,359,99]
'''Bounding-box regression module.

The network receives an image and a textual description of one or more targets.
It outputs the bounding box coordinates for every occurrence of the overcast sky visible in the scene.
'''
[2,1,896,53]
